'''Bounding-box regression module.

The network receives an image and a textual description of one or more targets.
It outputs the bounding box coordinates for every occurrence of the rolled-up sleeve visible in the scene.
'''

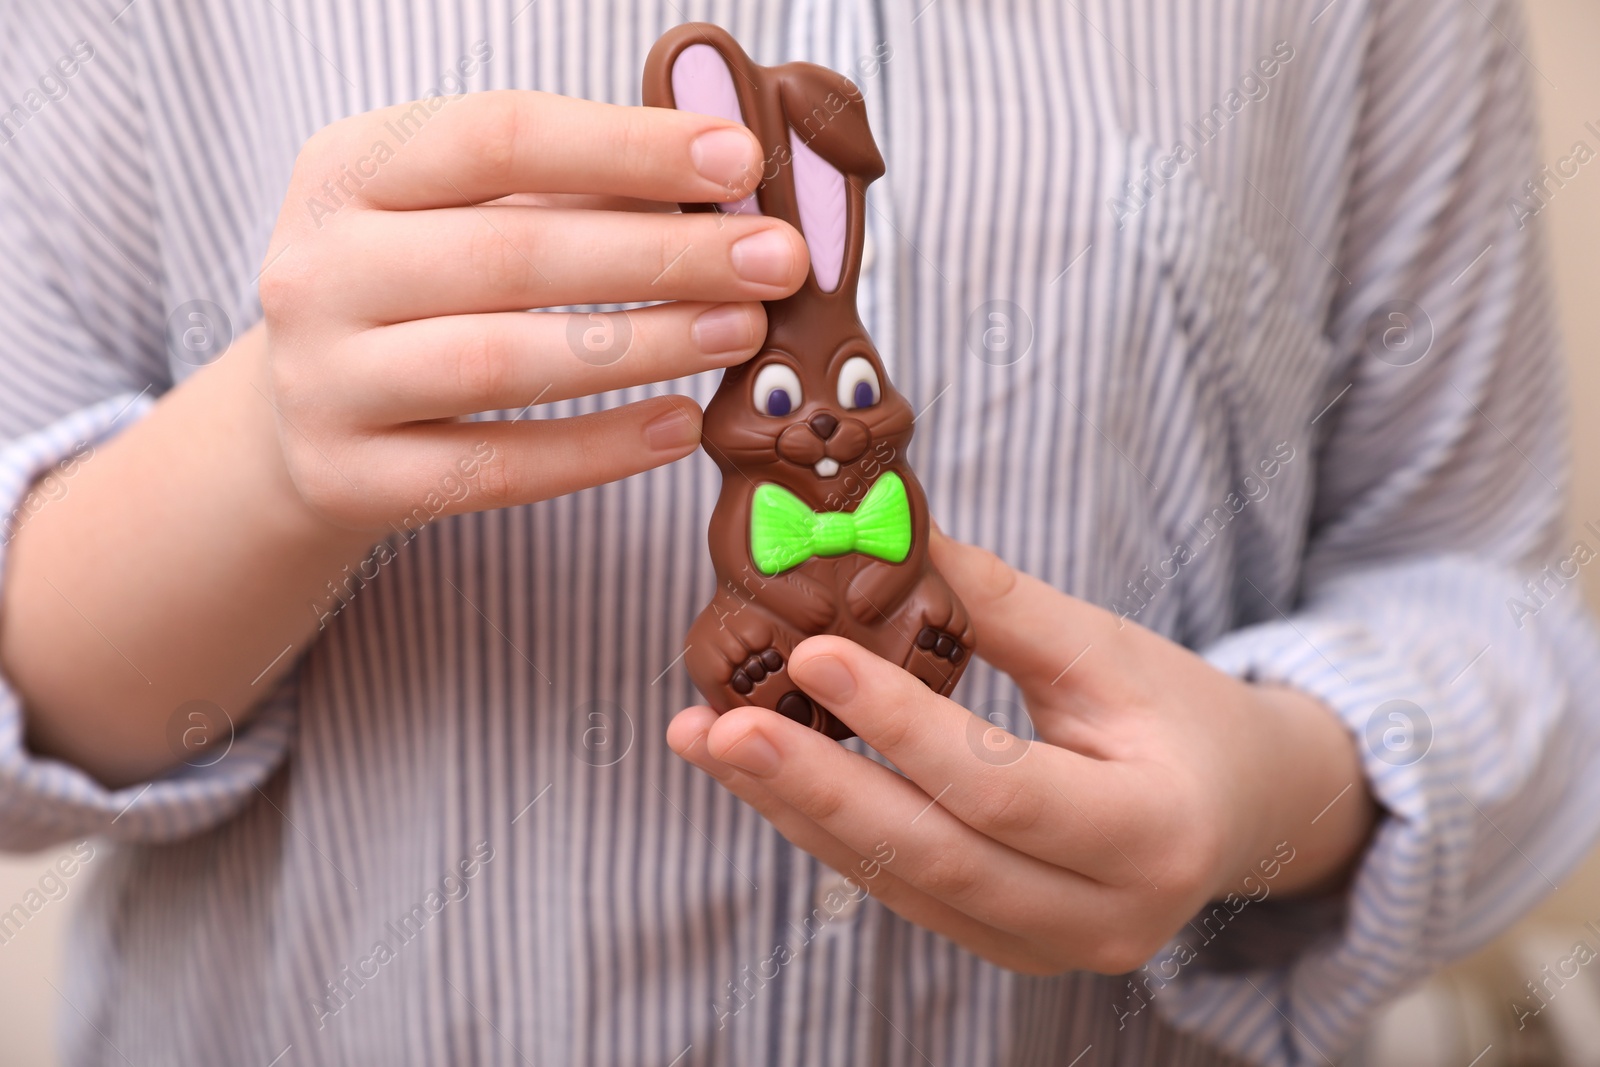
[1155,0,1600,1061]
[0,397,298,851]
[0,7,292,851]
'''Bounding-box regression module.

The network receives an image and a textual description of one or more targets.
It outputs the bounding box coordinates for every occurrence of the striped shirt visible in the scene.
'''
[3,0,1599,1064]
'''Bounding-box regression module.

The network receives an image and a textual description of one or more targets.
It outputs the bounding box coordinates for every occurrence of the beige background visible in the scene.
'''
[1454,0,1600,1025]
[2,2,1599,1061]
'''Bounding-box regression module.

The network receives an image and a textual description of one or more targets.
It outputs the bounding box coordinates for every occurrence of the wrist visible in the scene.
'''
[1219,683,1378,901]
[5,322,380,786]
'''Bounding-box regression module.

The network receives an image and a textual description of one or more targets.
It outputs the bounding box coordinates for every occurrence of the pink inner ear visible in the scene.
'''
[788,129,848,292]
[671,43,760,216]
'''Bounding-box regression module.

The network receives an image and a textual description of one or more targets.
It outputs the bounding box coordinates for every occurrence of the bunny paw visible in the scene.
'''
[915,626,967,665]
[772,690,852,741]
[729,648,785,696]
[727,650,853,740]
[903,627,967,697]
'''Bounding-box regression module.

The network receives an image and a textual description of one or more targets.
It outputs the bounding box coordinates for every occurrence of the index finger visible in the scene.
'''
[786,636,1155,887]
[314,90,762,211]
[929,530,1135,702]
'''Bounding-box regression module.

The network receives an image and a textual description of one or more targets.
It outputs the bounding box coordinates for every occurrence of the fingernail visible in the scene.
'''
[720,729,781,778]
[691,303,757,357]
[642,407,700,452]
[794,655,856,703]
[690,127,758,189]
[730,228,797,286]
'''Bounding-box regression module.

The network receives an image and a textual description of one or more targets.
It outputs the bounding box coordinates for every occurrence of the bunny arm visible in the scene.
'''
[755,566,840,635]
[839,467,935,626]
[706,488,842,635]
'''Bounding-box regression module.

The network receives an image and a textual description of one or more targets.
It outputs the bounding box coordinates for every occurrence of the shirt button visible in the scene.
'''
[812,874,866,922]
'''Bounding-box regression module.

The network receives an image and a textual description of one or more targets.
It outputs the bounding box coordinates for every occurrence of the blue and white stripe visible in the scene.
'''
[2,1,1597,1064]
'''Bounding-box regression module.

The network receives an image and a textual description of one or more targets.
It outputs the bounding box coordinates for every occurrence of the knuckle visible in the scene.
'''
[972,546,1019,604]
[968,776,1045,837]
[656,223,693,286]
[258,251,318,320]
[611,107,659,183]
[462,93,524,189]
[286,121,362,223]
[466,220,540,300]
[858,680,923,751]
[452,326,510,410]
[464,219,516,282]
[794,781,847,824]
[469,444,517,506]
[291,121,343,182]
[914,849,984,904]
[310,115,358,157]
[467,92,531,191]
[869,707,915,753]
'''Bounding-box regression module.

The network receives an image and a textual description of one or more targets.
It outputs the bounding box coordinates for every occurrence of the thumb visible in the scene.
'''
[929,528,1120,693]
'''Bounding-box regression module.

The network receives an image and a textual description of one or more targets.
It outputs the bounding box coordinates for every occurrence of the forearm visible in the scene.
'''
[0,323,378,788]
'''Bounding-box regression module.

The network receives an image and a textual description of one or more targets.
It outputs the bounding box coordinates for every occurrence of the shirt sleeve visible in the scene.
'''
[1154,1,1600,1061]
[0,2,294,851]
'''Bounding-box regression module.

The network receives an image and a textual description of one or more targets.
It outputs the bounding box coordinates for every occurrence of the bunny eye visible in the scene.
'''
[752,363,803,417]
[836,356,881,410]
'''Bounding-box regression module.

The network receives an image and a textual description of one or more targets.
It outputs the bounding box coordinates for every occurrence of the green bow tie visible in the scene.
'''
[750,472,913,576]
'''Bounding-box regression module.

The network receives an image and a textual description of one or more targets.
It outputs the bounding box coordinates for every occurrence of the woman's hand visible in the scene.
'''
[262,89,809,532]
[8,89,808,788]
[668,532,1377,975]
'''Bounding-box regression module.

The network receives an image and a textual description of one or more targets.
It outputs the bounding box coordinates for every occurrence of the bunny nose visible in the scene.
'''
[808,413,839,439]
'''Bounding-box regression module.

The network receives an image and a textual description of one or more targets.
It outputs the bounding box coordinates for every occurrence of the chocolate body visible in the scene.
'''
[644,23,973,738]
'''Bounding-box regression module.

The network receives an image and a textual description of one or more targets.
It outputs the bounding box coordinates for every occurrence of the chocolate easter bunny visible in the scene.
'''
[644,24,974,740]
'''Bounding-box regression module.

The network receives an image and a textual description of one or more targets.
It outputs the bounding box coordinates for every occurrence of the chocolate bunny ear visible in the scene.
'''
[643,24,769,217]
[643,23,885,296]
[773,66,884,294]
